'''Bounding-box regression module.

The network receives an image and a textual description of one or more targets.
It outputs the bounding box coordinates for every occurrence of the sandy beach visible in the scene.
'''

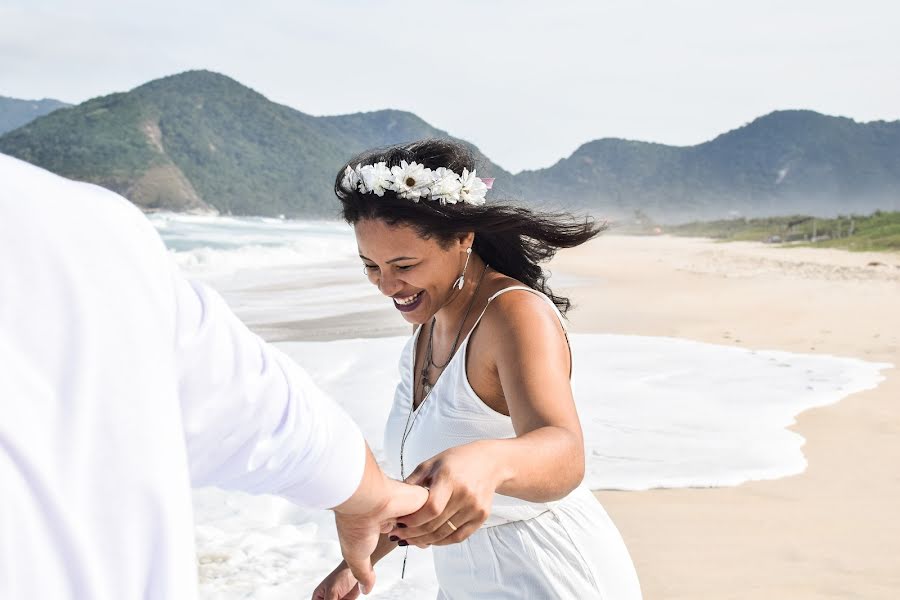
[553,235,900,599]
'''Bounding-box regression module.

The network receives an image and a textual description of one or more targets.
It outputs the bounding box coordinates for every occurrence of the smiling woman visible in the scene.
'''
[337,140,600,317]
[312,139,642,600]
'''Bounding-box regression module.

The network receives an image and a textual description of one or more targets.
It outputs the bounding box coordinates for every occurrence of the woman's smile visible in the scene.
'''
[393,290,425,312]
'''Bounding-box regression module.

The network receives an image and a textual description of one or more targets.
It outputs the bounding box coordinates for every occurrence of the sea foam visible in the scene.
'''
[275,335,890,491]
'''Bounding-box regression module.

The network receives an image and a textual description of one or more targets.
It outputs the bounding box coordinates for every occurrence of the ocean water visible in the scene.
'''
[149,213,377,324]
[150,213,891,598]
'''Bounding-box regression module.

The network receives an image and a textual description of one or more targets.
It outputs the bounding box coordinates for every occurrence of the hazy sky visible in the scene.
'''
[2,0,898,172]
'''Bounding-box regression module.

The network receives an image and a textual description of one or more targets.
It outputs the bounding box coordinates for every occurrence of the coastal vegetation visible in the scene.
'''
[624,210,900,252]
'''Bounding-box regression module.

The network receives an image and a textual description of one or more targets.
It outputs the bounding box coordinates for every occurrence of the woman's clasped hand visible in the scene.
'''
[391,441,500,548]
[312,444,498,600]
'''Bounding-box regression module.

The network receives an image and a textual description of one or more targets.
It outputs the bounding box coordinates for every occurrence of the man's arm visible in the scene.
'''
[171,276,427,592]
[173,276,366,507]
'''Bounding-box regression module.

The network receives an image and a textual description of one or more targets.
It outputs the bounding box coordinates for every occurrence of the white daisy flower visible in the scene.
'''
[459,168,488,205]
[430,167,463,204]
[358,162,393,196]
[340,164,362,196]
[389,160,434,201]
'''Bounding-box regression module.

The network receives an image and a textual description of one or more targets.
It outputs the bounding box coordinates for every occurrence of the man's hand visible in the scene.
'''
[332,446,427,594]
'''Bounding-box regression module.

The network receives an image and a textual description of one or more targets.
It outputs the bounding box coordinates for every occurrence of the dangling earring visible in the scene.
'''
[453,248,472,290]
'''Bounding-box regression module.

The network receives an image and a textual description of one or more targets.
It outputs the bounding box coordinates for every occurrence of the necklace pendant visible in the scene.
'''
[422,380,433,397]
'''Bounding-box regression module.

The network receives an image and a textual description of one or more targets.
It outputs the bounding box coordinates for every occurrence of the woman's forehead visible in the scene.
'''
[354,219,435,256]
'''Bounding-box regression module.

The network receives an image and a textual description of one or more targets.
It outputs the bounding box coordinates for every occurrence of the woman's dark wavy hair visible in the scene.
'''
[333,139,605,316]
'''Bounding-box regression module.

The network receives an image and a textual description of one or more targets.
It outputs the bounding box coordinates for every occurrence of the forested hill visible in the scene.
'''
[0,71,512,216]
[0,96,70,135]
[514,110,900,221]
[2,71,897,220]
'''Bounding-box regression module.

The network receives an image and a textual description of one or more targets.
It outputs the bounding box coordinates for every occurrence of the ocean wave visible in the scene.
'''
[276,335,891,491]
[149,213,358,279]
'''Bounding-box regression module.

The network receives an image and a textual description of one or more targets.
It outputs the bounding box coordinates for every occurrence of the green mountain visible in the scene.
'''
[1,71,898,221]
[516,110,900,221]
[0,96,71,135]
[0,71,513,216]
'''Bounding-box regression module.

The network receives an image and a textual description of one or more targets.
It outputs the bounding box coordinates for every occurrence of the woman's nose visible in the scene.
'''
[377,271,402,296]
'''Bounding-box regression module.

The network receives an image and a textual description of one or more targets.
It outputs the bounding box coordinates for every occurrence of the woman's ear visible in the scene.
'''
[458,231,475,249]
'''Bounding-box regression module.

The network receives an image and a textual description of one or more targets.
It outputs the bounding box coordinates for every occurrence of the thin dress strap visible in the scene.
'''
[472,286,568,332]
[469,286,572,376]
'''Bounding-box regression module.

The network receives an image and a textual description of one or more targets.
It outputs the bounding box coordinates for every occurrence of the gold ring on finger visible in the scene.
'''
[446,520,458,532]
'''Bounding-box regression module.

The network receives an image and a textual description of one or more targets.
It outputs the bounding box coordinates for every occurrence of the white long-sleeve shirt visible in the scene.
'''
[0,154,366,599]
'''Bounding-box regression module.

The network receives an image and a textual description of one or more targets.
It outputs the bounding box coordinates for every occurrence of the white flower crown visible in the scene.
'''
[338,160,494,206]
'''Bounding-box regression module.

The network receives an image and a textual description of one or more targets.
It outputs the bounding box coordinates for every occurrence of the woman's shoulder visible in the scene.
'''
[478,277,564,340]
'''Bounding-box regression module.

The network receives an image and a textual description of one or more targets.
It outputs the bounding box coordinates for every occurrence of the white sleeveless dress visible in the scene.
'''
[384,287,642,599]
